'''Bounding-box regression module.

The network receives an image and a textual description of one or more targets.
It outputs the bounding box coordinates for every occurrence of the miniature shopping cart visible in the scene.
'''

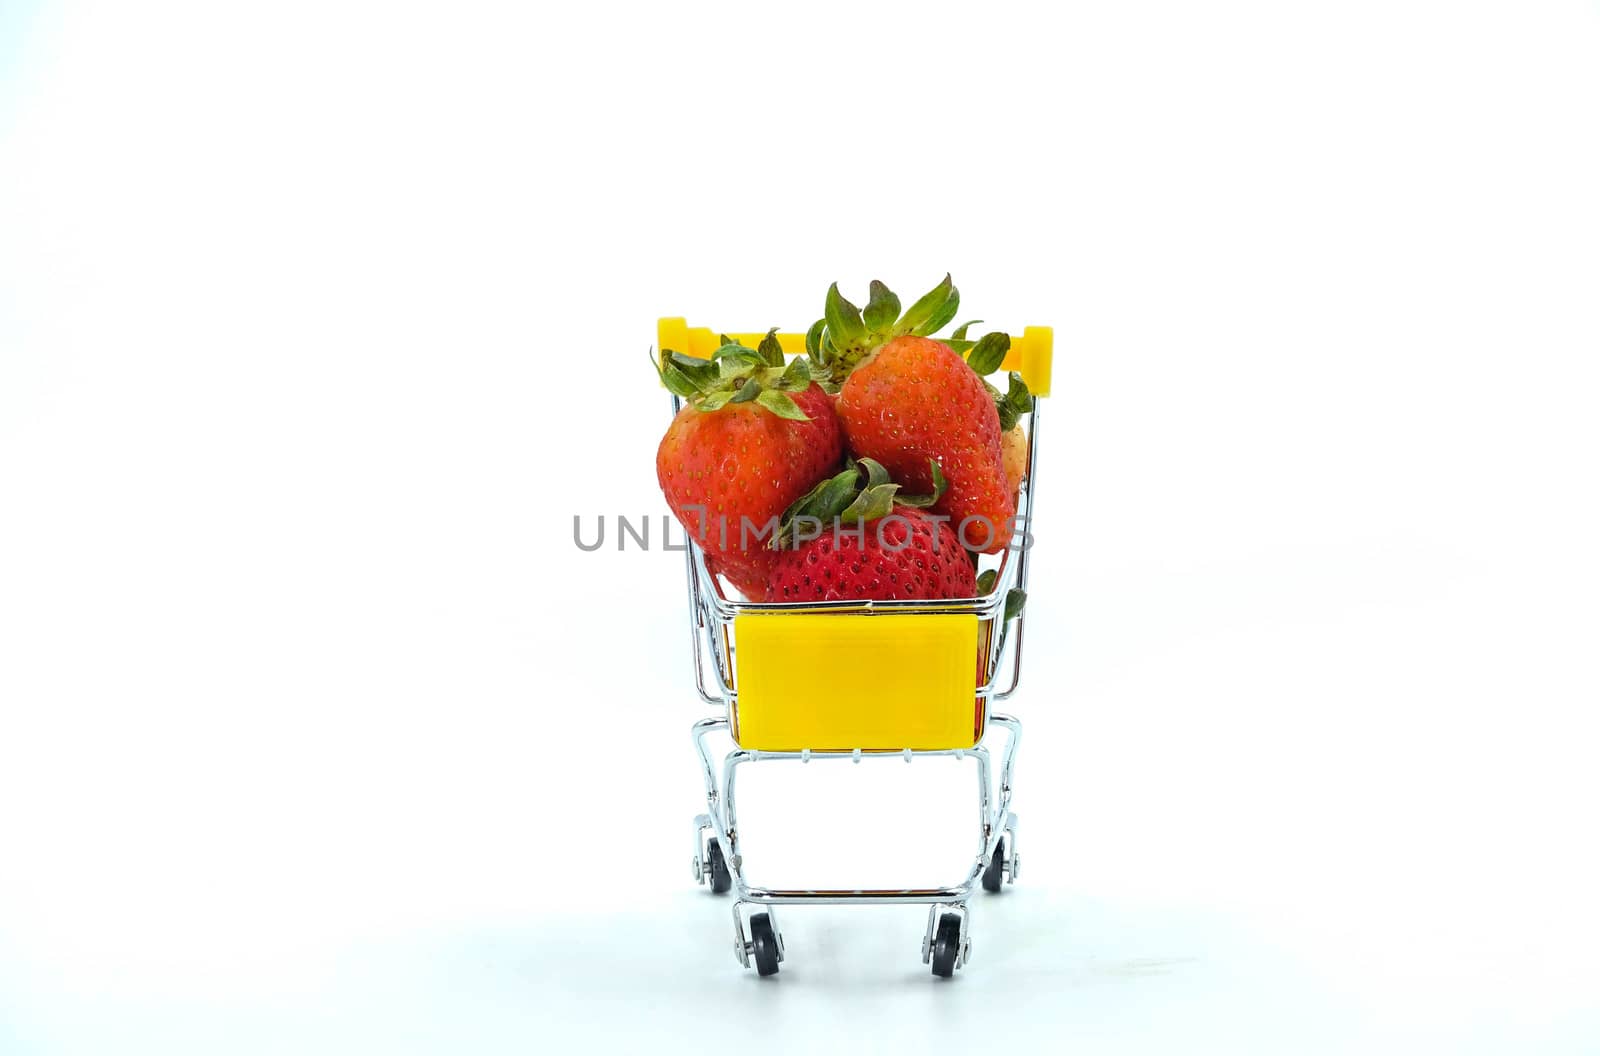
[660,317,1052,978]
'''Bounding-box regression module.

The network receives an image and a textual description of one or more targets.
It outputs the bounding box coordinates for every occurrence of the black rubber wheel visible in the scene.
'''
[706,840,732,895]
[749,912,780,977]
[981,841,1006,893]
[930,913,962,978]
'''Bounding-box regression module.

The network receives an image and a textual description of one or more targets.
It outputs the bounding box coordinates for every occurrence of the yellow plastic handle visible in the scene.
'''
[657,318,1053,398]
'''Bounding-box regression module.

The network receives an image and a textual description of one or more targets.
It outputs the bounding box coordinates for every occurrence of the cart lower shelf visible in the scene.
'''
[689,713,1021,978]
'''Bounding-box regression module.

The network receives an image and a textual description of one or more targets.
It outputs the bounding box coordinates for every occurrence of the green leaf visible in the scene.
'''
[776,355,811,391]
[863,280,901,333]
[805,318,826,360]
[779,473,836,524]
[755,388,810,420]
[657,362,701,398]
[921,285,960,335]
[729,378,761,403]
[757,327,785,367]
[966,331,1010,375]
[996,371,1032,431]
[715,337,763,360]
[810,467,862,522]
[976,569,998,594]
[897,274,954,336]
[824,283,868,351]
[896,459,948,509]
[697,389,732,412]
[1004,589,1027,621]
[654,348,708,397]
[839,481,900,524]
[667,351,718,388]
[1005,370,1031,406]
[857,457,891,491]
[773,465,859,548]
[951,320,983,341]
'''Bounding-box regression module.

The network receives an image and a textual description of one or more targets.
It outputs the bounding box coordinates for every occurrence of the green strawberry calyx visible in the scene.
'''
[975,567,1028,616]
[769,457,948,550]
[809,277,1032,420]
[989,370,1033,433]
[653,328,813,421]
[808,275,959,382]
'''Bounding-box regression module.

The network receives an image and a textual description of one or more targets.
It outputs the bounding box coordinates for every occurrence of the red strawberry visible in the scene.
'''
[767,459,975,602]
[837,335,1012,552]
[810,277,1026,554]
[655,331,843,598]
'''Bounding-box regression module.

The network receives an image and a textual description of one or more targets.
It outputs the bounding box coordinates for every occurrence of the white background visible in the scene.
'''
[3,1,1599,1052]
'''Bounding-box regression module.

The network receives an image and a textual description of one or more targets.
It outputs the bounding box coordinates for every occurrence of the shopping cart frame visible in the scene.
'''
[668,328,1046,979]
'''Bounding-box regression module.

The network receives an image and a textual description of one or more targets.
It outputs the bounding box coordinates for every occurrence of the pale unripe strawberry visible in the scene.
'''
[1001,425,1027,500]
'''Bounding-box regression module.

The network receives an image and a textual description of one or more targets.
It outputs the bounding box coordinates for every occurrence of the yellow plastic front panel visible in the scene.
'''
[732,613,980,751]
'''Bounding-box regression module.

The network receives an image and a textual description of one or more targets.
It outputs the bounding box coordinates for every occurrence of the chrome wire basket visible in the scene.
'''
[664,318,1052,978]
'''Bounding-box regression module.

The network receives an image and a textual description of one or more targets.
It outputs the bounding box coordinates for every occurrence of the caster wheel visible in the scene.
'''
[706,840,732,895]
[982,840,1006,893]
[749,912,781,977]
[930,912,963,978]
